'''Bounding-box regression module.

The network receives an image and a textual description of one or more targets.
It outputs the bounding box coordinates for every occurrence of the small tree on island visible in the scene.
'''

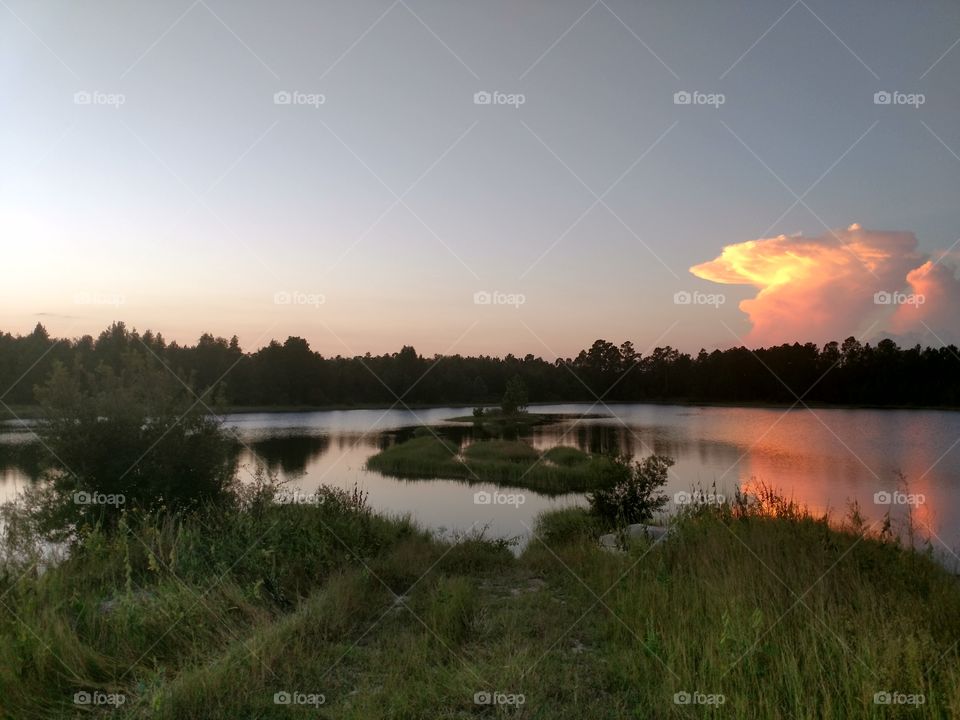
[500,376,529,416]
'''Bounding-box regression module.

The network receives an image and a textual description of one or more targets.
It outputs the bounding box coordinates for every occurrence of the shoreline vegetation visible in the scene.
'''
[6,397,960,424]
[4,332,960,719]
[3,360,959,718]
[3,486,959,718]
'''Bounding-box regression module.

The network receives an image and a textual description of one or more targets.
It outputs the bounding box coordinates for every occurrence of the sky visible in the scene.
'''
[2,0,959,358]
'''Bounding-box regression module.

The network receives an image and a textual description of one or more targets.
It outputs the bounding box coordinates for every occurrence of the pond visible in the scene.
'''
[2,403,958,560]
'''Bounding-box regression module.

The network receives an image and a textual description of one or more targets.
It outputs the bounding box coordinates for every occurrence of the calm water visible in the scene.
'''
[2,403,959,558]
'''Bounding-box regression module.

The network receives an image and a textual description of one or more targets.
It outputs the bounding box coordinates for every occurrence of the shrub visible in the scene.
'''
[32,354,237,536]
[587,454,672,527]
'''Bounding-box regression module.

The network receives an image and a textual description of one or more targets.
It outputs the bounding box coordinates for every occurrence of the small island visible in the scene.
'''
[369,377,615,492]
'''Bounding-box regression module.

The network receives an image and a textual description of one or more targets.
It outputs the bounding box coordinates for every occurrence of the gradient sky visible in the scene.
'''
[3,0,959,357]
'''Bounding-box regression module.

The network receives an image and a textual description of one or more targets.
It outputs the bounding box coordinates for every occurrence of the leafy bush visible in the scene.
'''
[587,454,672,527]
[32,353,237,536]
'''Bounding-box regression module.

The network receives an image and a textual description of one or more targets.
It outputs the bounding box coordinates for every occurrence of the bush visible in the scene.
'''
[587,454,672,527]
[32,353,237,536]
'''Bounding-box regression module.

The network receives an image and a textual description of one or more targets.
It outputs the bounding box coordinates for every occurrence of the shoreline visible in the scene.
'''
[5,397,960,422]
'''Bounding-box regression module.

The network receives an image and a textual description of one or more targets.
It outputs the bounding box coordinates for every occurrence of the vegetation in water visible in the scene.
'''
[366,435,619,493]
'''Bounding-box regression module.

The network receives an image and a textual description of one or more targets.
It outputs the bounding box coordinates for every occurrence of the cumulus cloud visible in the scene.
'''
[690,225,960,346]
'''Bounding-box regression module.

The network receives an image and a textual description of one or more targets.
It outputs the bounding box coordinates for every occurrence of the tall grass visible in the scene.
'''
[2,483,959,718]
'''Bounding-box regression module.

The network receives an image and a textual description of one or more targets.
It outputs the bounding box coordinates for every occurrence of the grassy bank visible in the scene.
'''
[365,435,615,493]
[1,490,958,718]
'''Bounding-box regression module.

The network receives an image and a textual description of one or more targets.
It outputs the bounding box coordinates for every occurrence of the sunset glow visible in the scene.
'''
[690,225,960,345]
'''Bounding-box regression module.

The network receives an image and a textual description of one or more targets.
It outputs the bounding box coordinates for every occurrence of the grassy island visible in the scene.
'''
[366,435,615,493]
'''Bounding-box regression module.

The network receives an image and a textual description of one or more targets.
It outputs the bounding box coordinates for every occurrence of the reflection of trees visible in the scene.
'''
[247,434,331,477]
[0,441,46,481]
[533,423,743,466]
[373,425,496,452]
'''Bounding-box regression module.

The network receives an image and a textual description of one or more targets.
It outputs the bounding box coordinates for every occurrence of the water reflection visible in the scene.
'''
[2,405,959,560]
[248,434,331,478]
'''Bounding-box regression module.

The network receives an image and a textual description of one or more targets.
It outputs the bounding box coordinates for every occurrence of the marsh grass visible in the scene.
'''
[3,484,960,718]
[366,435,611,494]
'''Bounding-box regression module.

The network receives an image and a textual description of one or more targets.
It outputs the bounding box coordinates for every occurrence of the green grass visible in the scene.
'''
[542,445,591,467]
[3,495,959,718]
[366,436,612,493]
[365,435,463,478]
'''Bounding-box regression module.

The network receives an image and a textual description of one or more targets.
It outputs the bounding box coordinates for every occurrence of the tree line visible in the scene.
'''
[2,322,959,409]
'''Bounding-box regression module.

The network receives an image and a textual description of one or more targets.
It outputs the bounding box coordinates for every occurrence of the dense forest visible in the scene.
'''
[2,322,959,409]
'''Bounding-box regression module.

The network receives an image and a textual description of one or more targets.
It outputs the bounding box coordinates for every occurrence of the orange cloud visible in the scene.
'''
[691,225,960,345]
